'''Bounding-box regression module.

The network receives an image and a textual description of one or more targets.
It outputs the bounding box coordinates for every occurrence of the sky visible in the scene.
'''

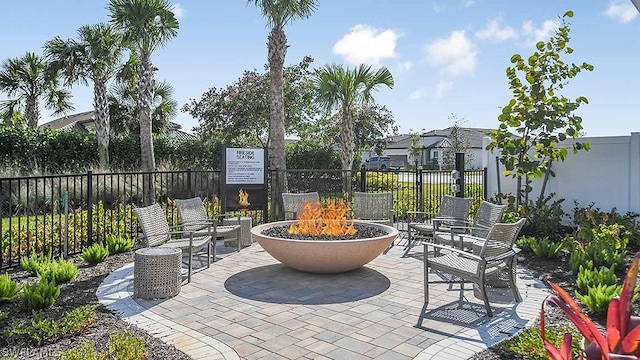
[1,0,639,137]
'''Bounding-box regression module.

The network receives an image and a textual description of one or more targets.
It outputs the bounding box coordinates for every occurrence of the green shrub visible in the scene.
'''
[20,278,60,310]
[60,305,98,333]
[569,246,592,274]
[501,325,583,360]
[4,310,59,346]
[576,284,622,317]
[530,237,565,259]
[38,258,78,285]
[4,305,98,346]
[108,329,148,359]
[56,341,100,360]
[576,265,618,293]
[514,236,535,252]
[55,329,147,360]
[80,243,109,265]
[0,311,7,321]
[106,235,134,255]
[0,273,21,301]
[20,252,52,276]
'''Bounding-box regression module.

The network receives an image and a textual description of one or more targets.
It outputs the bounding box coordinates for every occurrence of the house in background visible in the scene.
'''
[380,127,494,169]
[39,110,196,141]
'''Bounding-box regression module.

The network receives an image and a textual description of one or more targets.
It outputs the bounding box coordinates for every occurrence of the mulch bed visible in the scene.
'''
[0,252,190,360]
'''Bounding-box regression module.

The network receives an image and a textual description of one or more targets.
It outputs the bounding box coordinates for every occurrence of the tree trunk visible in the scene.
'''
[537,160,553,206]
[267,26,288,220]
[339,108,355,194]
[94,80,110,171]
[139,53,156,205]
[25,96,40,128]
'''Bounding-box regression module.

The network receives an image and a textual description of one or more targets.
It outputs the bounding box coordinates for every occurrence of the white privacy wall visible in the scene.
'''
[482,133,640,214]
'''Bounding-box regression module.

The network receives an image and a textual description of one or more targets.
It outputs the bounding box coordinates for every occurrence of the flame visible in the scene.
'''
[288,200,357,237]
[239,189,250,207]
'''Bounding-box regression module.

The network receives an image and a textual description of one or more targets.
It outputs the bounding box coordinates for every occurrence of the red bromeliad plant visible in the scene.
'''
[541,251,640,359]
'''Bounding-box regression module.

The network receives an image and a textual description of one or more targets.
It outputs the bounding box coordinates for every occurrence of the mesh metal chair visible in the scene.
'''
[282,192,319,220]
[174,197,242,257]
[423,218,526,317]
[405,195,473,256]
[133,203,212,283]
[434,201,507,249]
[353,192,394,227]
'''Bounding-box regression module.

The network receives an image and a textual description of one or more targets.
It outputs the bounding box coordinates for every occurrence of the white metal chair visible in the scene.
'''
[133,203,213,283]
[353,192,394,227]
[282,192,320,220]
[174,197,242,257]
[434,201,507,249]
[405,195,473,256]
[423,218,526,317]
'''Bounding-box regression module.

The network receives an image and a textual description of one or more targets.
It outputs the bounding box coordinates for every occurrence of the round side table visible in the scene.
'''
[134,247,182,299]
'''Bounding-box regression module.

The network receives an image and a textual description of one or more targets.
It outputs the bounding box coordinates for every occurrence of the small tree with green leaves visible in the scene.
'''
[487,10,593,207]
[442,114,473,170]
[407,130,423,169]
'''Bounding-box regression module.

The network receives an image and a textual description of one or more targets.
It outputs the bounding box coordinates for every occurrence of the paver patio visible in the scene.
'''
[98,235,548,359]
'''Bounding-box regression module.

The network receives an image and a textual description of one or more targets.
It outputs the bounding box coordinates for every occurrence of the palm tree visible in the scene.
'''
[247,0,317,220]
[108,0,178,204]
[0,52,73,128]
[45,23,124,170]
[314,63,394,172]
[108,79,178,135]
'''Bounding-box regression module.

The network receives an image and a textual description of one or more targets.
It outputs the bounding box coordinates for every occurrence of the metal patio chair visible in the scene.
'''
[174,197,242,256]
[405,195,473,256]
[434,201,507,250]
[353,192,394,227]
[133,203,213,283]
[282,192,320,220]
[422,218,526,317]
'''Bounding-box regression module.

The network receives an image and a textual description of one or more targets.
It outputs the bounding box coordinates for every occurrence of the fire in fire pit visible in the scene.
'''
[238,189,250,208]
[287,200,357,237]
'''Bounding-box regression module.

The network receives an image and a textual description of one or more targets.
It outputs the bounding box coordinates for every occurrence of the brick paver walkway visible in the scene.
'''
[98,237,548,359]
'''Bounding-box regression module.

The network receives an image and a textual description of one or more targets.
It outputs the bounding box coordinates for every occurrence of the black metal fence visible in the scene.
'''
[0,167,485,269]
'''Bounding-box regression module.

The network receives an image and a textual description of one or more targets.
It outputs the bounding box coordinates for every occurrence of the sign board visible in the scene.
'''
[223,148,266,211]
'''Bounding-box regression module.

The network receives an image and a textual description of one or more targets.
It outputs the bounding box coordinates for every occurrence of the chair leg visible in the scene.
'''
[508,261,522,302]
[212,239,217,262]
[479,274,493,317]
[423,242,429,304]
[207,243,211,269]
[187,248,193,284]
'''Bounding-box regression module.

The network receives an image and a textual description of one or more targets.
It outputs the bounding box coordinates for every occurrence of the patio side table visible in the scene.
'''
[223,216,253,248]
[134,247,182,299]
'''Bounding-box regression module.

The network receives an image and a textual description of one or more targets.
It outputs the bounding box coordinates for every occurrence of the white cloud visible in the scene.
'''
[409,89,426,100]
[475,17,518,42]
[171,3,185,19]
[435,81,453,99]
[461,0,474,8]
[396,61,413,74]
[521,19,559,45]
[424,30,477,76]
[333,24,399,65]
[604,1,638,23]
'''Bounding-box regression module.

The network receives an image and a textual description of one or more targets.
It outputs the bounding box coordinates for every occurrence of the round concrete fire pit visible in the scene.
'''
[250,220,398,273]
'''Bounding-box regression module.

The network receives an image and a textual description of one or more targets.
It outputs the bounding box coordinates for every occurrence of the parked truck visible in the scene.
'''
[363,156,405,171]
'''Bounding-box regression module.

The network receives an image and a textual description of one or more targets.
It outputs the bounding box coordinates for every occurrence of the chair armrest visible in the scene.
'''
[484,248,520,263]
[422,241,482,261]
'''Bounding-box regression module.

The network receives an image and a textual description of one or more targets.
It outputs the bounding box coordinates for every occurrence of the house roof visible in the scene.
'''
[386,127,495,150]
[40,110,197,141]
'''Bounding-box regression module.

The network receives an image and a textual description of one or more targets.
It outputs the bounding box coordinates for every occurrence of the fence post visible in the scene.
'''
[63,191,69,258]
[360,165,366,192]
[483,168,488,200]
[455,153,465,198]
[416,165,423,213]
[87,170,93,246]
[187,168,193,198]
